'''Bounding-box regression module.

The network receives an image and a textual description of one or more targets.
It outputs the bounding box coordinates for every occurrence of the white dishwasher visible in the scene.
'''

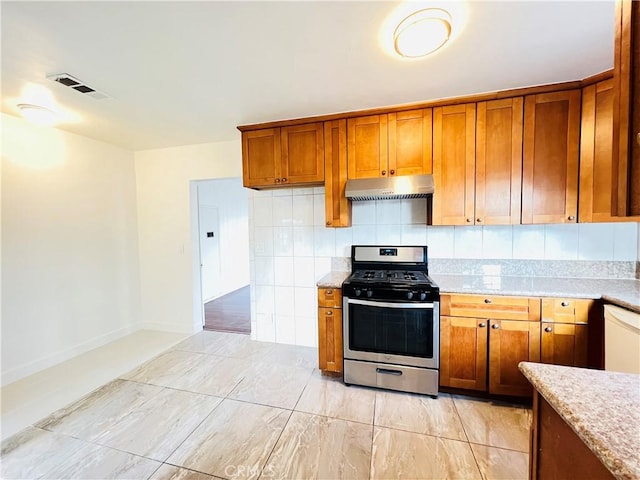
[604,304,640,374]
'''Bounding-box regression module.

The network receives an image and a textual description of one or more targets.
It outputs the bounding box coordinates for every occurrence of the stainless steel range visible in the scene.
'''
[342,245,440,396]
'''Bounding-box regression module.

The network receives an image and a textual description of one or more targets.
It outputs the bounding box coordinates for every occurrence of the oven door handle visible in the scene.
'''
[346,298,435,309]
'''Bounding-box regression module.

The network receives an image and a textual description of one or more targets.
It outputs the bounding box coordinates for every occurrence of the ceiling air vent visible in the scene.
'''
[47,73,109,100]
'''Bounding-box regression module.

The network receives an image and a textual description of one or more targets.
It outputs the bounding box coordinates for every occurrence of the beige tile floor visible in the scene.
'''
[1,331,532,479]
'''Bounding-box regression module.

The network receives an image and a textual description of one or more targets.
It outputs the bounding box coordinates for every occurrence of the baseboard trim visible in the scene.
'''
[1,324,143,387]
[138,321,198,334]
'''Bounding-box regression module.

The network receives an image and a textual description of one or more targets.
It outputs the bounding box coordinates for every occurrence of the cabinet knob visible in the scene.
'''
[326,289,333,294]
[282,178,287,183]
[476,218,482,223]
[275,178,281,183]
[545,326,553,333]
[326,310,333,316]
[381,170,387,176]
[491,323,500,329]
[478,322,487,328]
[390,170,395,175]
[326,221,332,226]
[484,298,492,304]
[561,301,569,307]
[568,215,575,221]
[466,218,472,223]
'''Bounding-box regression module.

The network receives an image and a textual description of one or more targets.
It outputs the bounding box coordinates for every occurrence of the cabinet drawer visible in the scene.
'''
[318,287,342,308]
[441,294,541,321]
[542,298,593,324]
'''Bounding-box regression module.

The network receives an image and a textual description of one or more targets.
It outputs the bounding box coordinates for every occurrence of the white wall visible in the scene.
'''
[197,178,250,300]
[1,113,141,385]
[134,140,242,334]
[248,188,640,347]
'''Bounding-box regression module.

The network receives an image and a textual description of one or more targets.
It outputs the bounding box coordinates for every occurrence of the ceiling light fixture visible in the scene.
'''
[393,8,452,58]
[17,103,57,127]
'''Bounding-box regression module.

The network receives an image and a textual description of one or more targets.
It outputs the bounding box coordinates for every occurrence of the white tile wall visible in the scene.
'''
[248,188,640,346]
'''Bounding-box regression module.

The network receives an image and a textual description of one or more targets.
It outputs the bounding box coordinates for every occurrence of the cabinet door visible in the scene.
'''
[580,80,618,222]
[522,90,581,224]
[612,0,640,216]
[318,307,343,373]
[440,316,488,391]
[388,109,433,177]
[242,128,281,187]
[324,120,351,227]
[489,320,541,397]
[541,322,588,367]
[281,122,325,185]
[476,98,523,225]
[347,114,388,179]
[432,104,476,225]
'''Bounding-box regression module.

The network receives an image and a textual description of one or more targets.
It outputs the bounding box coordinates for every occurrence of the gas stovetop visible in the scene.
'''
[342,246,440,302]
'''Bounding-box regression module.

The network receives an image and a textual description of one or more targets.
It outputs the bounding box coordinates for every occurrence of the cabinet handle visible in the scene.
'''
[466,218,472,223]
[275,178,281,183]
[568,215,575,221]
[561,301,569,307]
[545,326,552,333]
[390,170,395,175]
[491,323,500,329]
[478,322,486,328]
[476,218,482,223]
[282,178,287,183]
[484,298,492,304]
[381,170,387,176]
[326,310,333,316]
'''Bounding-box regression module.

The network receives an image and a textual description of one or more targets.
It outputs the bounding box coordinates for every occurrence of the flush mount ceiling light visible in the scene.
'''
[393,8,452,58]
[17,103,57,127]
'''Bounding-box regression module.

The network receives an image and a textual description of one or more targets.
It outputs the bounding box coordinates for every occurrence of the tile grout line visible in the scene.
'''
[369,392,377,480]
[449,394,486,478]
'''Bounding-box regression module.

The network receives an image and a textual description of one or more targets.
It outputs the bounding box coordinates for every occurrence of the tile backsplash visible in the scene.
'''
[247,187,639,346]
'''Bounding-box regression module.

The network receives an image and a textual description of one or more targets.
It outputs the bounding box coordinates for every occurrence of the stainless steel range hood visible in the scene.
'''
[345,174,434,201]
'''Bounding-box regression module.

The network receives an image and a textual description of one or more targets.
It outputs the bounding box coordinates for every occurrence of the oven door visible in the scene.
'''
[343,297,439,369]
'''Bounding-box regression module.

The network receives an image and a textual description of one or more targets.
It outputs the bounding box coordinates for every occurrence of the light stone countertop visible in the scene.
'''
[519,362,640,480]
[432,274,640,313]
[315,271,640,312]
[316,271,350,288]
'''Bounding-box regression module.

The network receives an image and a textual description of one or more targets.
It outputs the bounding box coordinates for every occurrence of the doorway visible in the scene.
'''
[195,178,250,334]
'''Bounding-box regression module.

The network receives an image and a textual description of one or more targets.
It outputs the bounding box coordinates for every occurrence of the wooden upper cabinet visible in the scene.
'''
[522,90,581,224]
[489,319,541,397]
[347,115,388,179]
[347,109,432,180]
[440,316,488,391]
[324,120,351,227]
[612,0,639,216]
[476,98,524,225]
[432,103,476,225]
[242,128,281,187]
[280,123,325,184]
[388,109,433,176]
[241,123,324,188]
[580,80,617,222]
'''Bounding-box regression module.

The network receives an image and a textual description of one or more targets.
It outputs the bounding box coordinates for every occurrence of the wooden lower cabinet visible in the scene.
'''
[318,307,342,373]
[318,287,343,373]
[489,320,541,396]
[440,316,488,391]
[541,322,588,367]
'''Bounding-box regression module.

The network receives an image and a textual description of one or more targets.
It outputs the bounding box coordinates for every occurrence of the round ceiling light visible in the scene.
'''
[393,8,452,58]
[17,103,57,127]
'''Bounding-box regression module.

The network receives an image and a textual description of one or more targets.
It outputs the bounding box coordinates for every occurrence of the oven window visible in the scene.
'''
[348,303,434,358]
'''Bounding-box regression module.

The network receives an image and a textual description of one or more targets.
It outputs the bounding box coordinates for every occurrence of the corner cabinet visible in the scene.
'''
[242,122,325,188]
[522,90,581,224]
[347,109,432,180]
[317,287,343,374]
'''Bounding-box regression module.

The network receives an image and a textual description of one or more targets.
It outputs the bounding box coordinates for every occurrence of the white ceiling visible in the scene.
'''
[1,1,615,151]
